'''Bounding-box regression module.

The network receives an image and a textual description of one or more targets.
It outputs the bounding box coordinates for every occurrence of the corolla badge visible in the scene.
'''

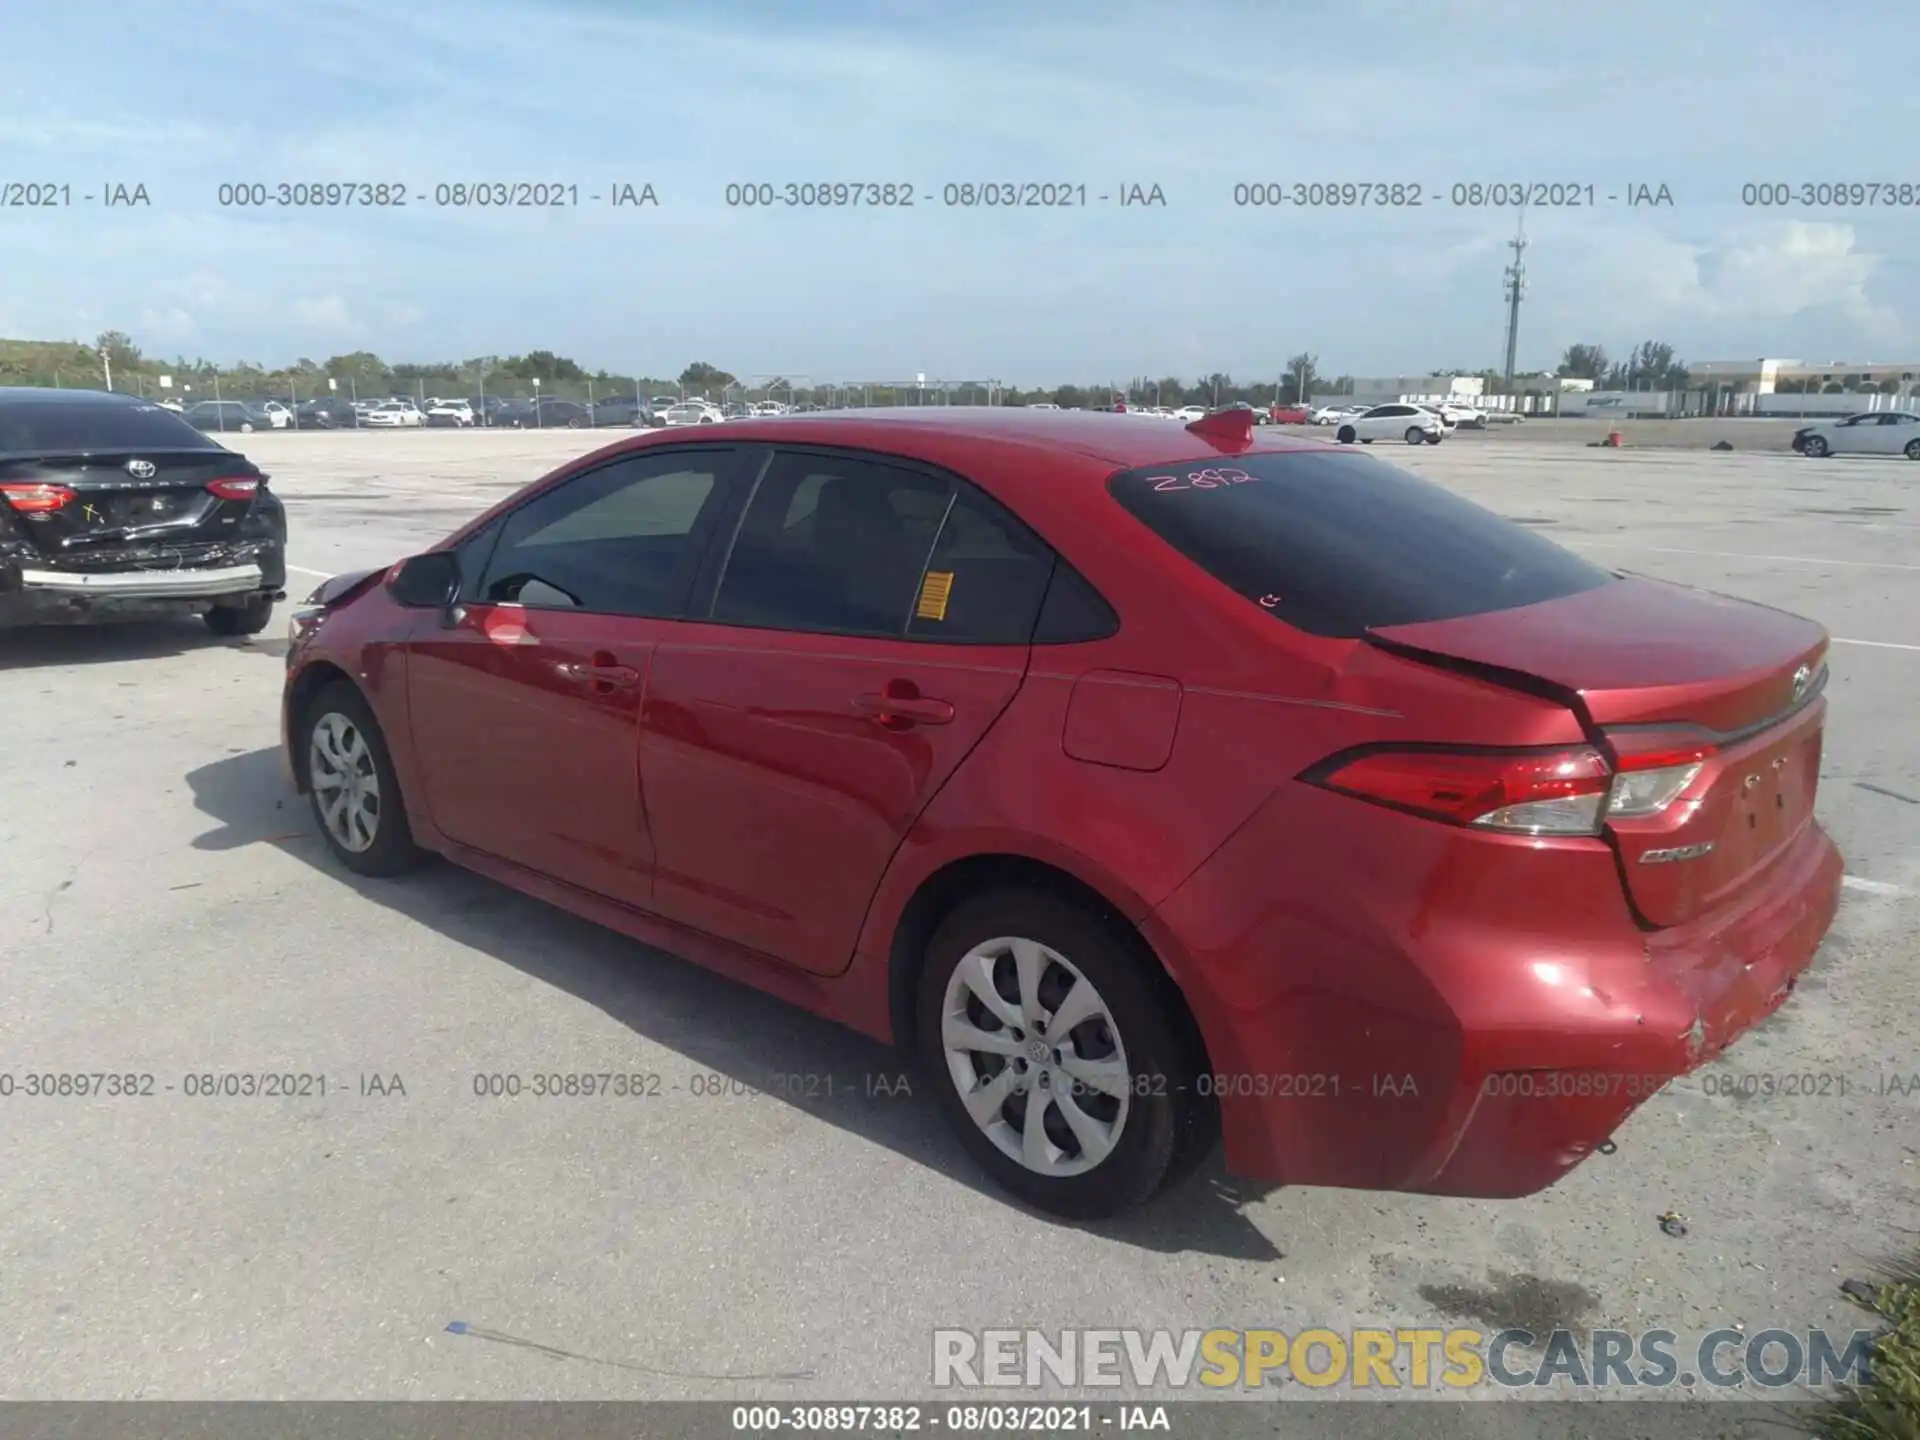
[1791,663,1814,702]
[126,458,156,479]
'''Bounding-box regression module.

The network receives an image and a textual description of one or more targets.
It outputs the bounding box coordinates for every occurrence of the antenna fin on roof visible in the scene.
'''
[1185,406,1255,448]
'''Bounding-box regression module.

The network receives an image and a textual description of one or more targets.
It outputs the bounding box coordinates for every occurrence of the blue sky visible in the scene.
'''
[2,0,1915,383]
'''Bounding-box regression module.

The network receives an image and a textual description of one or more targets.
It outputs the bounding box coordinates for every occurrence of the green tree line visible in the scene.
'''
[0,335,1373,409]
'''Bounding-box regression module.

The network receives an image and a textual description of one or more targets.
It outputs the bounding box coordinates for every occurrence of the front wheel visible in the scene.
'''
[301,682,424,877]
[1905,438,1920,460]
[203,594,274,636]
[1335,426,1356,444]
[916,891,1205,1219]
[239,422,255,433]
[1802,436,1829,457]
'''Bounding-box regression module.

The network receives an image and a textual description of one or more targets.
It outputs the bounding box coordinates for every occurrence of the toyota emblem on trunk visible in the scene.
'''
[126,459,156,479]
[1791,663,1813,701]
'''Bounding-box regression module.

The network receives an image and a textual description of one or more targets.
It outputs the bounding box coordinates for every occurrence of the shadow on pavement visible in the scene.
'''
[0,617,288,668]
[185,745,1284,1260]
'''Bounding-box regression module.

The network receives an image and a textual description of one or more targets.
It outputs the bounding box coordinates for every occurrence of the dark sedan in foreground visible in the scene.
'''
[281,406,1840,1217]
[0,388,286,633]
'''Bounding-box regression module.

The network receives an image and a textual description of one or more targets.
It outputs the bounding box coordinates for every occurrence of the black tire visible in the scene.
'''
[203,594,275,636]
[1905,439,1920,460]
[299,681,425,877]
[1335,426,1356,443]
[915,890,1203,1220]
[1425,431,1444,444]
[1802,435,1829,457]
[1404,427,1426,445]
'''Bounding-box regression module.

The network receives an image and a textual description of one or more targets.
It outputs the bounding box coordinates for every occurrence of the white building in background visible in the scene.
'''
[1686,357,1920,417]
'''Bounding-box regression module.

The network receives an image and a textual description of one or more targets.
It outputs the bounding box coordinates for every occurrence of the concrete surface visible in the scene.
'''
[1,429,1914,1415]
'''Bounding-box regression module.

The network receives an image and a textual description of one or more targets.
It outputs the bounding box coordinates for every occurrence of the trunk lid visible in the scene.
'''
[0,450,265,564]
[1368,575,1830,926]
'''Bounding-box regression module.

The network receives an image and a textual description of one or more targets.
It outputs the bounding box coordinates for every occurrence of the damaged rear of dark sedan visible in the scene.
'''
[0,388,287,635]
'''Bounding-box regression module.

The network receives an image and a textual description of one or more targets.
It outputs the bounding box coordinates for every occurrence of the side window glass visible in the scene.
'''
[711,452,951,636]
[906,485,1057,643]
[476,453,726,616]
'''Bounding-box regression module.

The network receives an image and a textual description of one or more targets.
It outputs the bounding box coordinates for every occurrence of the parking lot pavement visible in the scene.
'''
[1,431,1914,1406]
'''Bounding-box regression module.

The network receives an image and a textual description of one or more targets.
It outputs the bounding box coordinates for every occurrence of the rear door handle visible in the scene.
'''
[854,682,954,728]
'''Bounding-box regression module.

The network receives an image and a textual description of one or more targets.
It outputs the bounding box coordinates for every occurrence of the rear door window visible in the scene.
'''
[1108,450,1615,637]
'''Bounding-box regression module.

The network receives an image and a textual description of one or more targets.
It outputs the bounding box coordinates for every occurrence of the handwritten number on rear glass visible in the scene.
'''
[1148,467,1255,493]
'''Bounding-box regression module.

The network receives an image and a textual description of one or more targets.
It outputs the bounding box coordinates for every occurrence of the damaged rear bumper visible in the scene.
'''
[17,562,264,599]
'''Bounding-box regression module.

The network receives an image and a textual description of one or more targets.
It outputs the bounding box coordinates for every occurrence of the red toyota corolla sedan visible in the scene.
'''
[281,407,1842,1219]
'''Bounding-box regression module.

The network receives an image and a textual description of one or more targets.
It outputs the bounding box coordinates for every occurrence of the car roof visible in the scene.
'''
[607,404,1341,482]
[0,386,150,408]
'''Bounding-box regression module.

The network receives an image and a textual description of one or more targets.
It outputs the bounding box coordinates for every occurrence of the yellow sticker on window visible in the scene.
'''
[916,570,954,621]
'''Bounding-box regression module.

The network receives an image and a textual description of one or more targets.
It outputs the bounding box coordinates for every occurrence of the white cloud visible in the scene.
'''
[287,296,354,331]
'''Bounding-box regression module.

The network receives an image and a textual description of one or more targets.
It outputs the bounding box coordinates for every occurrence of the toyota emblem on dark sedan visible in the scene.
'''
[1791,663,1814,701]
[126,459,156,479]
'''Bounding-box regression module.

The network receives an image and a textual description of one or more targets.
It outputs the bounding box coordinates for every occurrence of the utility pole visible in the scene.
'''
[1501,209,1528,384]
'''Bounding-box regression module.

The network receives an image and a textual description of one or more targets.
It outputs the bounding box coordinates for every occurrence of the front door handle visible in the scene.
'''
[557,654,641,693]
[854,679,953,728]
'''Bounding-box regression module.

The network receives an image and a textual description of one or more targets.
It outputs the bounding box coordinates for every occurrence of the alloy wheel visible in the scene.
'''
[940,936,1131,1177]
[308,711,382,853]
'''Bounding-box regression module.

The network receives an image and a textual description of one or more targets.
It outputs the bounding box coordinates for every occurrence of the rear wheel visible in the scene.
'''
[1802,435,1829,457]
[1336,425,1356,443]
[203,594,274,636]
[1405,426,1426,445]
[1425,431,1444,444]
[1905,439,1920,460]
[916,891,1203,1219]
[301,682,424,877]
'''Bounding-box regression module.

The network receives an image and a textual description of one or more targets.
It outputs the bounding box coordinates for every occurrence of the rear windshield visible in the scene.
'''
[1107,449,1615,637]
[0,398,223,455]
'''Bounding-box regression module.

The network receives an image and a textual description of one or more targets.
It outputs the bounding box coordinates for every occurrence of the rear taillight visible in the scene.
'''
[1308,745,1615,836]
[1308,734,1716,837]
[1,482,77,513]
[1602,729,1716,819]
[207,477,260,499]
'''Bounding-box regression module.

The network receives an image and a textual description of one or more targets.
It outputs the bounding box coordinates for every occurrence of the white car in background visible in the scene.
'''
[260,400,295,429]
[1309,403,1362,425]
[362,401,424,428]
[1793,410,1920,459]
[1484,407,1526,425]
[1026,402,1060,410]
[661,401,722,427]
[1333,403,1447,446]
[427,398,474,426]
[1437,402,1488,429]
[1170,405,1208,422]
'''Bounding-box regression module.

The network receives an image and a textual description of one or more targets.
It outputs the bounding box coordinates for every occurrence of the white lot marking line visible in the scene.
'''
[1831,638,1920,652]
[287,564,332,578]
[1572,540,1920,572]
[1842,877,1904,896]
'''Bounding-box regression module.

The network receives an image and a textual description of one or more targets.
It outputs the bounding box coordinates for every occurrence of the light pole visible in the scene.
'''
[533,376,542,428]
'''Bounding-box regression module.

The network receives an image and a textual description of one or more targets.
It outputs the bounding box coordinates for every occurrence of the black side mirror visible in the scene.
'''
[388,550,461,608]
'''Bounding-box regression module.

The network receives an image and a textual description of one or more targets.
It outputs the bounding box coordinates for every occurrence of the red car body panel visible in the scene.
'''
[283,411,1843,1198]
